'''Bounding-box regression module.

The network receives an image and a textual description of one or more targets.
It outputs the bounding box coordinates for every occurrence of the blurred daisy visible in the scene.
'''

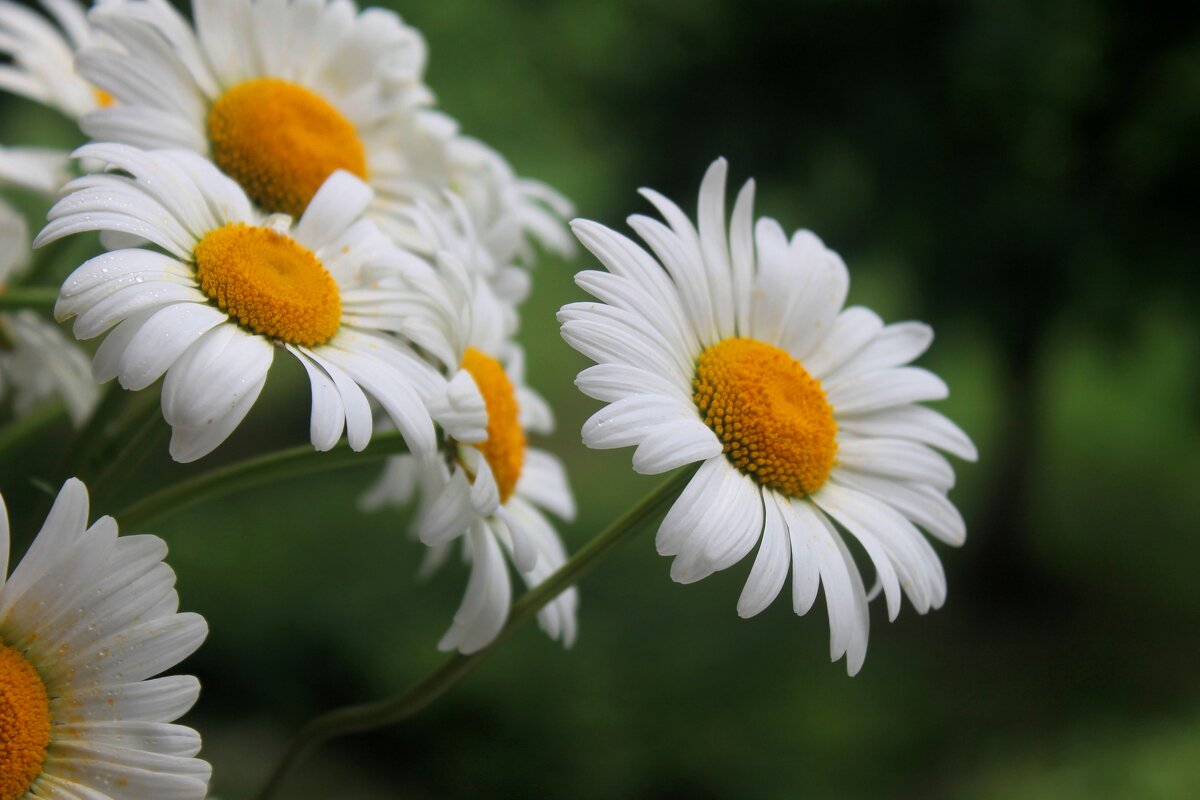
[38,143,455,463]
[0,0,107,119]
[369,116,575,275]
[561,158,976,675]
[0,478,209,798]
[0,151,97,425]
[362,214,576,654]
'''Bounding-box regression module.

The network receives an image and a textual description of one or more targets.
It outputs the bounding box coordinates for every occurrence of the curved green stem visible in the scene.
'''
[116,430,410,530]
[89,404,168,509]
[0,287,58,311]
[253,465,696,800]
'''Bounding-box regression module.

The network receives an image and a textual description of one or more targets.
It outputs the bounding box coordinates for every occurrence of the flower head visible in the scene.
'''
[0,478,209,798]
[38,144,458,462]
[560,159,977,674]
[362,209,576,654]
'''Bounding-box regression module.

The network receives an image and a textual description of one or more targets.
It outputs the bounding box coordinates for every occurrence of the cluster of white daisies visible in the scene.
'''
[0,0,975,797]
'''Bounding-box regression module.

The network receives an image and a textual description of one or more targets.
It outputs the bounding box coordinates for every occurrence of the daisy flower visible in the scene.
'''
[560,158,976,675]
[37,143,458,463]
[77,0,428,222]
[0,0,107,119]
[361,209,576,655]
[0,478,209,798]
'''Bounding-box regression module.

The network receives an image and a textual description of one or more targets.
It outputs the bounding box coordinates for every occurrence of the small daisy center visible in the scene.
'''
[0,642,51,800]
[461,348,526,504]
[694,337,838,497]
[194,222,342,347]
[92,87,115,108]
[207,78,368,218]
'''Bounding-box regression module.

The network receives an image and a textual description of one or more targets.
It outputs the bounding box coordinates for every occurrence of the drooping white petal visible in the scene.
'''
[737,490,791,618]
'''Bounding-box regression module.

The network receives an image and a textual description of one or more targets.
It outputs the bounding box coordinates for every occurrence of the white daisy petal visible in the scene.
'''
[631,418,722,475]
[803,306,884,380]
[837,436,957,490]
[115,303,228,391]
[825,366,949,415]
[300,347,375,452]
[416,466,474,547]
[293,170,375,252]
[838,404,978,462]
[53,675,201,724]
[516,450,576,522]
[581,393,699,451]
[575,363,692,406]
[737,490,791,618]
[825,320,934,382]
[834,471,967,546]
[289,345,346,451]
[437,522,511,655]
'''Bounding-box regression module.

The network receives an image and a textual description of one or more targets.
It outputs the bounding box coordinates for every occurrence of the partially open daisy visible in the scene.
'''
[561,159,976,675]
[0,478,209,798]
[37,143,453,463]
[0,0,106,119]
[362,229,575,655]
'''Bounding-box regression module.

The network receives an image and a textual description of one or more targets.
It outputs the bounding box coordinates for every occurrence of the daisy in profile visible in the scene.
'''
[0,149,97,425]
[0,478,209,798]
[362,207,576,654]
[37,143,460,463]
[560,159,976,675]
[0,0,106,119]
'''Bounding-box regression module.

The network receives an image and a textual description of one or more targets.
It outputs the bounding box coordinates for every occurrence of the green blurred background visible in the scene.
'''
[3,0,1200,797]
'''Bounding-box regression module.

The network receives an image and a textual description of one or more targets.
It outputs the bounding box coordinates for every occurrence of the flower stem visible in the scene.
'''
[89,402,168,508]
[252,465,696,800]
[0,287,58,311]
[116,430,411,530]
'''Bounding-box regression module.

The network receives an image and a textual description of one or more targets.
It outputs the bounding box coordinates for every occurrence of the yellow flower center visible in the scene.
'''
[694,337,838,498]
[0,642,51,800]
[194,222,342,347]
[93,87,115,107]
[207,77,368,218]
[461,348,525,504]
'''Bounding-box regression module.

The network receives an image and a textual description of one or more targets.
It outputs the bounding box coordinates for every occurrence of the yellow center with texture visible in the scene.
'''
[207,78,368,218]
[194,223,341,347]
[0,643,51,800]
[694,338,838,497]
[462,348,525,504]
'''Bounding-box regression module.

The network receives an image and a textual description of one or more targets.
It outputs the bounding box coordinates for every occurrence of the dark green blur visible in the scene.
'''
[2,0,1199,797]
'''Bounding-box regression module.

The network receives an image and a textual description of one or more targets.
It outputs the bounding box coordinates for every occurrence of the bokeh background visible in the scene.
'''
[3,0,1200,797]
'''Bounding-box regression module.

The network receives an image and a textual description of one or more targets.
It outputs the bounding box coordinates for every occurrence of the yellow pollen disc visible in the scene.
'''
[93,87,115,108]
[0,643,51,800]
[694,337,838,498]
[461,348,526,504]
[194,223,342,347]
[207,77,368,218]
